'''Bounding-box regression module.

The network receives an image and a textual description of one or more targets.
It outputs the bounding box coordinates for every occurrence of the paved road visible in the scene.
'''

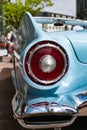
[0,56,87,130]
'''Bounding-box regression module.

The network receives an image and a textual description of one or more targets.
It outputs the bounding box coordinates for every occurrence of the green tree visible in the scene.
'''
[4,0,53,30]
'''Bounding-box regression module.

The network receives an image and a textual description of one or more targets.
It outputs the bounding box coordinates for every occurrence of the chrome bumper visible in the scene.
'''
[12,95,78,129]
[11,70,87,129]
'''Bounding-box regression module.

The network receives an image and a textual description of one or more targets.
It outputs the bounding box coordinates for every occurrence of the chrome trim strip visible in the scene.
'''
[13,50,20,60]
[73,91,87,107]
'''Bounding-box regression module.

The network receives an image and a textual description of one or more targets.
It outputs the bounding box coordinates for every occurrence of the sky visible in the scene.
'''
[43,0,76,17]
[11,0,76,17]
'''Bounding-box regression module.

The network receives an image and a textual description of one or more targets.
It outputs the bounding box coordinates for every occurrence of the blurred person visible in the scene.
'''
[6,31,15,54]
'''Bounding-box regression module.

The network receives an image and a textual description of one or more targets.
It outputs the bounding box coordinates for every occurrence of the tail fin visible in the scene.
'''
[22,12,45,42]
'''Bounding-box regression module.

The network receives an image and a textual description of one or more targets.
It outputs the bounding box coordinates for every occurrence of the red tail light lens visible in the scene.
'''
[24,41,68,85]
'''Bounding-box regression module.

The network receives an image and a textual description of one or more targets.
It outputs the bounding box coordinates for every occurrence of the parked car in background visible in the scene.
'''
[12,12,87,130]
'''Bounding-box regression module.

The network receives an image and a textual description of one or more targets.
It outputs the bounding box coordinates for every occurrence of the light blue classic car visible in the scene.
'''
[12,12,87,130]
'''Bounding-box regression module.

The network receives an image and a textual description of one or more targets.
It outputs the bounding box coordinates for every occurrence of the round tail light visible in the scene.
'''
[24,41,68,85]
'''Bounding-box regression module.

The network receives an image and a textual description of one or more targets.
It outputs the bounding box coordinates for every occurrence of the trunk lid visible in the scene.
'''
[64,30,87,63]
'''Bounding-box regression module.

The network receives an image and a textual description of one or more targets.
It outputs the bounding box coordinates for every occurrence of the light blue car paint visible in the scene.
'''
[11,12,87,129]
